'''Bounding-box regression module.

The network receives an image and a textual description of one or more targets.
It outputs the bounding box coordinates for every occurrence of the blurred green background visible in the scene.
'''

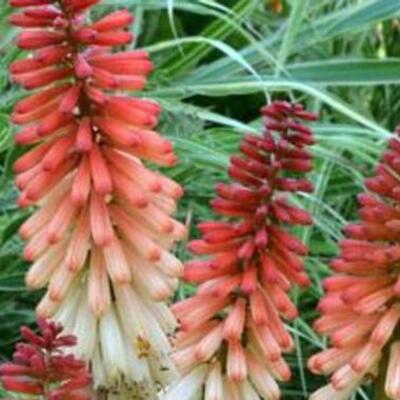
[1,0,400,398]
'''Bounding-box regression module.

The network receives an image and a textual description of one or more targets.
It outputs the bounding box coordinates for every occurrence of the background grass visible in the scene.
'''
[1,0,400,398]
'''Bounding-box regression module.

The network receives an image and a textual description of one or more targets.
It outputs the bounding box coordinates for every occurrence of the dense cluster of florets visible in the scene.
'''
[163,101,318,400]
[310,129,400,399]
[0,318,92,399]
[9,0,185,394]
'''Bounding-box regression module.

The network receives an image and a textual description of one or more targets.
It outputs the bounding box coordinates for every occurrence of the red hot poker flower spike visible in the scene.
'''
[309,129,400,400]
[10,0,186,395]
[0,318,92,400]
[163,101,318,400]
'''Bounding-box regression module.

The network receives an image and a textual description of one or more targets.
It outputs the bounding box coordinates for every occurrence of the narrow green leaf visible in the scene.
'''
[276,0,310,73]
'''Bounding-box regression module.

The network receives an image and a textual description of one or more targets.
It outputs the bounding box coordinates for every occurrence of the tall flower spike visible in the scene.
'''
[163,101,318,400]
[10,0,186,396]
[0,318,92,400]
[309,128,400,400]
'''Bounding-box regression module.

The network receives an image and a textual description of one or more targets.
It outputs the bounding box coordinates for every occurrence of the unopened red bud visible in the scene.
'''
[241,264,258,294]
[0,363,32,376]
[17,30,66,50]
[86,86,107,105]
[365,177,388,194]
[10,12,52,28]
[72,28,97,43]
[259,184,271,197]
[53,17,69,29]
[278,141,311,160]
[211,251,238,269]
[10,58,51,75]
[247,159,272,177]
[203,228,239,244]
[237,239,255,260]
[261,255,279,282]
[386,219,400,231]
[73,54,93,79]
[261,105,284,119]
[286,206,313,225]
[254,205,268,223]
[266,121,287,132]
[344,224,365,239]
[239,142,265,163]
[382,153,396,169]
[392,158,400,171]
[56,374,92,391]
[254,228,268,248]
[59,85,81,113]
[1,376,44,394]
[259,133,275,151]
[390,137,400,153]
[270,226,308,255]
[92,31,133,46]
[286,121,312,136]
[243,134,260,145]
[234,220,254,235]
[35,45,72,64]
[64,0,100,12]
[281,158,312,173]
[211,198,253,218]
[20,327,46,347]
[289,132,315,146]
[357,193,380,206]
[13,67,72,90]
[228,165,260,187]
[53,334,78,347]
[184,261,215,283]
[188,239,241,255]
[89,145,113,195]
[293,110,319,121]
[91,9,133,32]
[292,103,303,111]
[216,183,259,204]
[276,177,313,193]
[197,220,231,232]
[230,155,270,179]
[270,101,293,114]
[270,202,289,223]
[249,290,268,325]
[10,0,53,6]
[25,6,61,19]
[30,354,46,374]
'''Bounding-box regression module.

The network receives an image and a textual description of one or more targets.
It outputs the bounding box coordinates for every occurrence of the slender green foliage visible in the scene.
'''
[1,0,400,398]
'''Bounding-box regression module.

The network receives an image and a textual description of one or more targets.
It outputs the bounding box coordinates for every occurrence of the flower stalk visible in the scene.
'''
[163,101,318,400]
[9,0,186,396]
[0,318,92,400]
[309,130,400,400]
